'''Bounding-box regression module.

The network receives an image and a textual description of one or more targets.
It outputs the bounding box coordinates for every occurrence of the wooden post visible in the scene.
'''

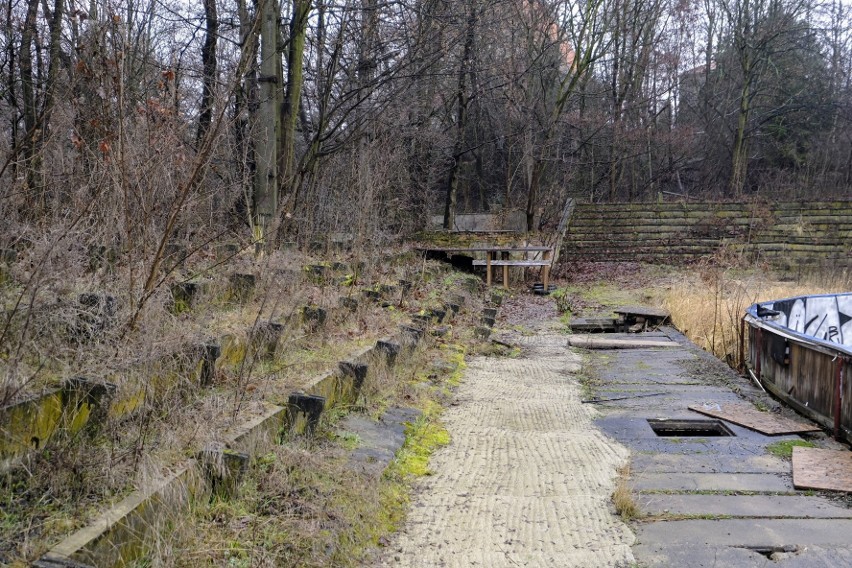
[486,252,492,287]
[502,251,509,288]
[834,357,843,441]
[755,328,762,380]
[542,248,551,291]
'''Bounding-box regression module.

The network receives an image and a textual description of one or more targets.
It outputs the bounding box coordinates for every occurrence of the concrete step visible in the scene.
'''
[630,453,789,475]
[633,542,852,568]
[631,472,794,493]
[639,494,852,519]
[635,518,852,547]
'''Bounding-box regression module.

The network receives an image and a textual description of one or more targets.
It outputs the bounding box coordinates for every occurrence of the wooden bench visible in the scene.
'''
[417,245,552,290]
[471,258,551,290]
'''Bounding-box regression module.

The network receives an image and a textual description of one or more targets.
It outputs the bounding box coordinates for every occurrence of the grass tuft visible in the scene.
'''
[612,463,640,521]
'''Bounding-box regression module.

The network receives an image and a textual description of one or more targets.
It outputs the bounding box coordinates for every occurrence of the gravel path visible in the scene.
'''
[377,334,635,567]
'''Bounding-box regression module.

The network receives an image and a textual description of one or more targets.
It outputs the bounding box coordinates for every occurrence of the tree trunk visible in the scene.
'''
[234,0,257,221]
[19,0,40,204]
[730,67,752,196]
[197,0,218,144]
[254,0,280,241]
[443,0,477,231]
[42,0,65,205]
[280,0,311,212]
[525,160,542,231]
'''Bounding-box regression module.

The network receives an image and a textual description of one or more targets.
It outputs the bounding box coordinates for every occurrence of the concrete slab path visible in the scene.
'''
[375,295,852,568]
[589,328,852,567]
[377,334,636,567]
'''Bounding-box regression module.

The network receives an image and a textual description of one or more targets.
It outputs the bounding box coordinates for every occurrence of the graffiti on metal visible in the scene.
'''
[746,293,852,353]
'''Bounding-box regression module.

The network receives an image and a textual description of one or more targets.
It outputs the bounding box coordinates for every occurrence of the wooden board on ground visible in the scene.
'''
[614,306,671,320]
[569,318,617,333]
[688,402,821,435]
[567,336,678,349]
[792,447,852,492]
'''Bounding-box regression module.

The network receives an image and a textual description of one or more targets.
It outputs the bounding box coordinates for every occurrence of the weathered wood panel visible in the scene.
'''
[748,326,851,442]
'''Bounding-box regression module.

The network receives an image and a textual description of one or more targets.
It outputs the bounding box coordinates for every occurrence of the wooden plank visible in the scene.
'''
[792,447,852,492]
[471,260,551,266]
[688,402,821,435]
[417,246,552,253]
[567,337,678,349]
[614,306,671,319]
[569,318,618,332]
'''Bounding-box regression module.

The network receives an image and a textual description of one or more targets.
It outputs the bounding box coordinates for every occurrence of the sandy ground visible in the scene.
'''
[376,333,635,567]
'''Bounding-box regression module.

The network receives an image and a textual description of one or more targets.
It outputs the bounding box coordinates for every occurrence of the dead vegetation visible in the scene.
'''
[0,239,485,565]
[611,463,640,521]
[663,258,851,367]
[555,259,850,370]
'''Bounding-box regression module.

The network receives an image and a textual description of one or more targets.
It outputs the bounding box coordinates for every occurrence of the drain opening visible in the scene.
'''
[738,544,799,559]
[647,418,735,437]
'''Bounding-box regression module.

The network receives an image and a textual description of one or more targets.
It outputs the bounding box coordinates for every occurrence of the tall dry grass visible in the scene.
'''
[664,263,851,368]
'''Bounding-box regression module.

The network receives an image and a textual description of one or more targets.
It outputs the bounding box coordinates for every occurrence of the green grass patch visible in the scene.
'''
[387,412,450,479]
[765,439,815,459]
[441,344,467,387]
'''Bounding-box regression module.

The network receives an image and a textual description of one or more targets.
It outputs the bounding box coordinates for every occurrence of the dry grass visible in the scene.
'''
[0,246,479,565]
[611,463,639,521]
[663,263,851,367]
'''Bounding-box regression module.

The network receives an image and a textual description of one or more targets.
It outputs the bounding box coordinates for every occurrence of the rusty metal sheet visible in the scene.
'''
[688,402,821,435]
[792,447,852,492]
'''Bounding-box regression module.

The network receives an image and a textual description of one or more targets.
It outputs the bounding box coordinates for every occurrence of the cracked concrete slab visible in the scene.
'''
[635,518,852,546]
[631,452,789,474]
[638,494,852,518]
[632,543,852,568]
[573,324,852,567]
[631,471,794,492]
[339,407,421,479]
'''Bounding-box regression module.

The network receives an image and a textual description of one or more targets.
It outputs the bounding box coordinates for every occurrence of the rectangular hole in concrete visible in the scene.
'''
[647,418,735,437]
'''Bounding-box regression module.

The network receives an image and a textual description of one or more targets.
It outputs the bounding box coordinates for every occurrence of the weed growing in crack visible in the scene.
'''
[612,463,640,521]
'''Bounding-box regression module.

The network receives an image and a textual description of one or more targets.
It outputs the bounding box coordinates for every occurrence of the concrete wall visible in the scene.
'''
[563,200,852,269]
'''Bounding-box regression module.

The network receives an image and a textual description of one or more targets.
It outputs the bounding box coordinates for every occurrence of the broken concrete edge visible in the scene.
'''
[375,338,402,367]
[6,316,421,474]
[38,458,199,567]
[38,387,353,565]
[291,327,426,431]
[33,557,95,568]
[38,402,292,565]
[0,378,121,470]
[470,289,504,341]
[3,339,225,467]
[7,271,379,461]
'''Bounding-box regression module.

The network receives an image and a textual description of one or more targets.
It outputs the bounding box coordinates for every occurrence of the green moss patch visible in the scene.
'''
[766,439,815,459]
